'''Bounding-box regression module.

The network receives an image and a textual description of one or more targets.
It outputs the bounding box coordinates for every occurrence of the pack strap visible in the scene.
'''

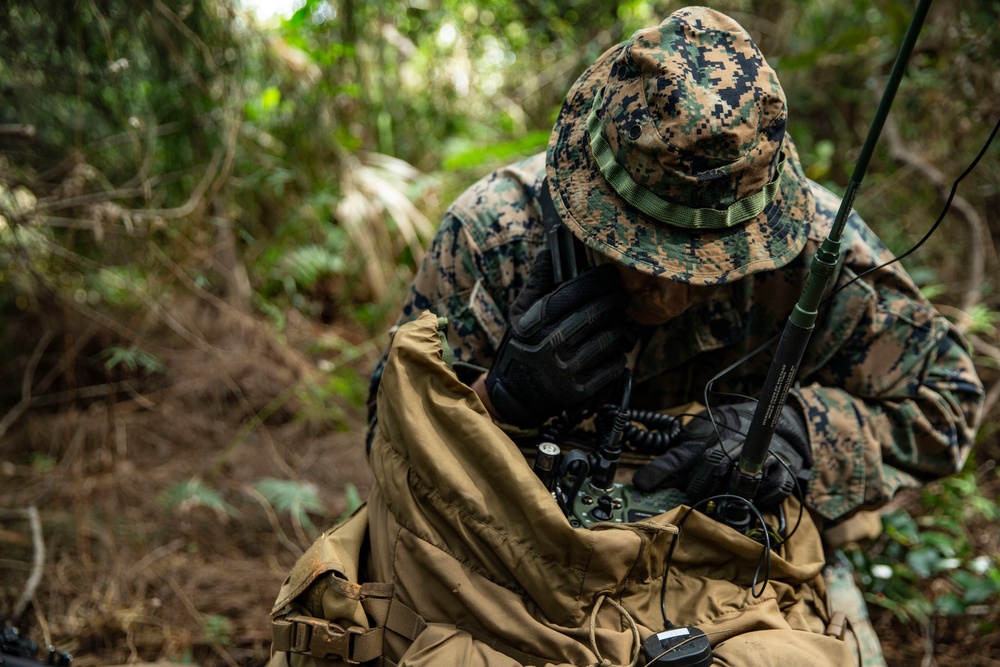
[360,583,427,642]
[271,582,427,664]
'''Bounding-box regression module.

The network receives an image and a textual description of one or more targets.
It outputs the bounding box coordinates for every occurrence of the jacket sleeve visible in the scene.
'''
[365,156,548,442]
[790,233,984,523]
[366,213,495,427]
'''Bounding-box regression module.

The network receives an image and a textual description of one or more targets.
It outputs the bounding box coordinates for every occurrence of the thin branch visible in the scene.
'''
[0,328,54,441]
[919,618,937,667]
[165,575,240,667]
[87,120,182,152]
[146,238,313,381]
[246,486,303,557]
[37,187,148,212]
[36,235,215,352]
[143,9,208,93]
[152,0,221,78]
[22,381,134,409]
[0,124,36,138]
[883,117,992,317]
[0,507,46,619]
[511,27,619,101]
[134,148,223,221]
[970,334,1000,416]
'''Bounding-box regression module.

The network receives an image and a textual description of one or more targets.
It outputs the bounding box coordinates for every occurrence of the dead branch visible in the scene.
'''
[146,239,313,380]
[152,0,221,78]
[0,329,54,441]
[883,118,993,318]
[134,148,223,222]
[970,334,1000,415]
[920,618,938,667]
[37,186,148,212]
[36,235,215,353]
[211,214,253,312]
[511,28,618,101]
[0,124,36,139]
[165,575,240,667]
[246,486,304,557]
[21,381,135,409]
[0,506,45,619]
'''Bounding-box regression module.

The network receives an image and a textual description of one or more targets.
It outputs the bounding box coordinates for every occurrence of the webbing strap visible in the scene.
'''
[361,592,427,641]
[272,583,555,666]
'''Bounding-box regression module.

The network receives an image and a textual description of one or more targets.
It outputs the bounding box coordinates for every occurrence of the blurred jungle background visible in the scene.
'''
[1,0,998,664]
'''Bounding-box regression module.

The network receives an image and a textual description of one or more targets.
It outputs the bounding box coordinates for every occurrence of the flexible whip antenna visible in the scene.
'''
[718,0,936,531]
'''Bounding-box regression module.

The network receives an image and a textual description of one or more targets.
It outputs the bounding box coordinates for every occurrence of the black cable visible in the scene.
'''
[659,494,773,628]
[829,113,1000,300]
[702,335,780,462]
[767,454,808,546]
[595,405,683,456]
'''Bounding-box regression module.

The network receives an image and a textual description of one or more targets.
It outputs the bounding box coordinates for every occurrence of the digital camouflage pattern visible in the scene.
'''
[366,150,984,523]
[547,8,811,284]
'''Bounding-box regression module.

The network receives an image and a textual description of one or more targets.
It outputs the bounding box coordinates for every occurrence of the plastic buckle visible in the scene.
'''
[310,622,364,664]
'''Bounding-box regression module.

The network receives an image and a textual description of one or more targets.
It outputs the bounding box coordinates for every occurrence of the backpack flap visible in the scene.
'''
[271,506,378,664]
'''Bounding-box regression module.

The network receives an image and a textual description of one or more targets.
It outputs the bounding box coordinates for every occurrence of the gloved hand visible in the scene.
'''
[485,249,633,428]
[632,401,813,510]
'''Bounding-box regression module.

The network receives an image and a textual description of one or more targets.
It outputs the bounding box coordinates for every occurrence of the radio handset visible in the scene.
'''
[539,180,587,283]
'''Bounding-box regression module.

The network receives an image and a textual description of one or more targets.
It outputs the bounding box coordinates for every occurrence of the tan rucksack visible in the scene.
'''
[269,312,852,666]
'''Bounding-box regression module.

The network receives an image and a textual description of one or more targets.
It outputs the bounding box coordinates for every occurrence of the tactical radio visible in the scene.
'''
[533,439,688,528]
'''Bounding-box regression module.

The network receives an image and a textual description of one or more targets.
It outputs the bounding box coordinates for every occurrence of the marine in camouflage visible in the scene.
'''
[365,9,982,664]
[367,6,983,522]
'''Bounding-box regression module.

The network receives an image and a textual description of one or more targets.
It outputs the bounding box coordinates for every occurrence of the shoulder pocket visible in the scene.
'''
[270,505,427,666]
[270,506,375,665]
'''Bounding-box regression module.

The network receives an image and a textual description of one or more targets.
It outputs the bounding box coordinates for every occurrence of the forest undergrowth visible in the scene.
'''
[2,1,999,665]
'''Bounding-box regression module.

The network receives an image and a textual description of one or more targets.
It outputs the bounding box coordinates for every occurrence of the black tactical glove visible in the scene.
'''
[632,401,813,511]
[485,249,632,428]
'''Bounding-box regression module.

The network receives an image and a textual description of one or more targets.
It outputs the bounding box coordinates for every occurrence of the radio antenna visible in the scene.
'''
[717,0,936,531]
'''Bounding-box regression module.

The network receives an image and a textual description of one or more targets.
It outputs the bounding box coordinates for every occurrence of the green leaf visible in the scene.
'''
[327,366,366,407]
[282,244,344,290]
[254,477,326,532]
[934,593,966,616]
[921,531,958,558]
[201,614,234,646]
[905,547,942,578]
[160,479,236,518]
[100,345,165,376]
[951,569,1000,605]
[966,303,1000,335]
[337,482,363,523]
[260,86,281,111]
[882,509,920,545]
[442,131,550,170]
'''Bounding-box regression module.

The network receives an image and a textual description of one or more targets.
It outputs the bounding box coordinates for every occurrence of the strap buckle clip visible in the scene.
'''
[287,615,365,664]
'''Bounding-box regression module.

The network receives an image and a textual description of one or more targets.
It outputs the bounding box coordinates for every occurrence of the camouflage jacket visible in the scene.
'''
[367,152,984,523]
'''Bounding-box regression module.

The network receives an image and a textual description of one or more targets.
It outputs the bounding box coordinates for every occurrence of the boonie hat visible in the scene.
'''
[546,7,815,285]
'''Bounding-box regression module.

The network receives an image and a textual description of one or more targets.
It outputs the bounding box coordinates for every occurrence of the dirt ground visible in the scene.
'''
[1,302,998,666]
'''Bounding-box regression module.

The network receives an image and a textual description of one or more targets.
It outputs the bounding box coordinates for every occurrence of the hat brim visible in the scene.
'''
[546,43,815,286]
